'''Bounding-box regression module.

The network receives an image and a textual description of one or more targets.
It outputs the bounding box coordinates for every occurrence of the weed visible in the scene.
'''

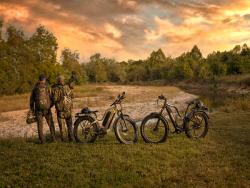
[0,114,10,122]
[218,94,250,113]
[95,87,103,92]
[0,93,30,112]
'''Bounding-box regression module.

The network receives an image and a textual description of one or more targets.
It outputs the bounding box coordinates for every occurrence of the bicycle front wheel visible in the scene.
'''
[74,116,98,143]
[185,111,209,138]
[114,116,138,144]
[141,115,169,143]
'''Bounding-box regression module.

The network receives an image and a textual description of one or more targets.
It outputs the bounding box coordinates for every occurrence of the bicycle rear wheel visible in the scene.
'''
[114,116,138,144]
[185,111,209,138]
[74,116,98,143]
[140,114,169,143]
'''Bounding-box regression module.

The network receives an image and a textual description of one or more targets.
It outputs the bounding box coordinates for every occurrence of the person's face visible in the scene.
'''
[41,78,46,83]
[59,80,64,84]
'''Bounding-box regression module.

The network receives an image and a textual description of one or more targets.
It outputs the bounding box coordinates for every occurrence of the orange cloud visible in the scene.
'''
[1,0,250,62]
[0,4,29,22]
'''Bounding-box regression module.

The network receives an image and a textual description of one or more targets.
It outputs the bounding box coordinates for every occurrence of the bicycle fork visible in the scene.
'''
[153,108,164,132]
[120,115,129,133]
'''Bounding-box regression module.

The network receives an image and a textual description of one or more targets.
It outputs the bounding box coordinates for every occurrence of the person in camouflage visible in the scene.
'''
[30,74,56,144]
[53,75,74,142]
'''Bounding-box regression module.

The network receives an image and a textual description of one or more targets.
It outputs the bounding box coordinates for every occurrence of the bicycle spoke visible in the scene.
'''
[115,116,138,144]
[74,117,98,143]
[185,112,208,138]
[142,117,167,143]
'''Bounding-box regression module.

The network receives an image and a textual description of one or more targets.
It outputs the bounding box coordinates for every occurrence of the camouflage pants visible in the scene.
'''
[36,109,56,144]
[57,111,74,142]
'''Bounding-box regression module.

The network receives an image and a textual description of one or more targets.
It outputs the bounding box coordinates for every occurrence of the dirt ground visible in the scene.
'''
[0,86,198,139]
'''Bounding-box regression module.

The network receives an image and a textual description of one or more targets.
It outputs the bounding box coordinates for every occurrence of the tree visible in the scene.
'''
[29,25,61,86]
[95,61,108,83]
[169,61,194,80]
[232,45,241,54]
[190,45,203,62]
[86,53,108,83]
[147,49,168,80]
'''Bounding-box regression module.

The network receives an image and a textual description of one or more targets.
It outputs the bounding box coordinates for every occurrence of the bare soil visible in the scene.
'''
[0,86,198,139]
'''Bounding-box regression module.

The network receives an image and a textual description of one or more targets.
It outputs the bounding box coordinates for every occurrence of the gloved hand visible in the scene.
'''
[30,109,35,116]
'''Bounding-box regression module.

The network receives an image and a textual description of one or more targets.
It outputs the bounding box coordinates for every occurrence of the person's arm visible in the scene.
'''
[70,90,74,100]
[30,87,36,112]
[53,88,58,103]
[49,87,54,108]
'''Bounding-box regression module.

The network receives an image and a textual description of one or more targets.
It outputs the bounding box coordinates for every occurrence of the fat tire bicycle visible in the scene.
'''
[140,95,209,143]
[74,92,139,144]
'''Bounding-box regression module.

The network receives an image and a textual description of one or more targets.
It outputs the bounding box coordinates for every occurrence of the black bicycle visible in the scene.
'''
[74,92,139,144]
[140,94,209,143]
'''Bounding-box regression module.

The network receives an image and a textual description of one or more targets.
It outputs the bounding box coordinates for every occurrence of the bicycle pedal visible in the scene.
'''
[98,130,107,136]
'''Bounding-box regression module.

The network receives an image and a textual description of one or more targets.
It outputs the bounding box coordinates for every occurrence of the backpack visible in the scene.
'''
[58,85,72,112]
[35,83,51,111]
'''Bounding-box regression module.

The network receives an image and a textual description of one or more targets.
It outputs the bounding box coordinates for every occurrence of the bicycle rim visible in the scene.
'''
[75,119,97,143]
[186,112,207,138]
[142,116,167,143]
[116,118,137,143]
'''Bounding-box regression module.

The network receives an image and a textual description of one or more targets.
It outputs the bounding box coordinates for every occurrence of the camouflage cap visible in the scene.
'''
[56,75,65,82]
[39,74,48,81]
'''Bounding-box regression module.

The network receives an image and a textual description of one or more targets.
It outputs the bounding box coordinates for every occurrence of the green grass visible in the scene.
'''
[1,111,250,187]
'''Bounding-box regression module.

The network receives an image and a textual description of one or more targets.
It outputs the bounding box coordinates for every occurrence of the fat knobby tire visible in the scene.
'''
[74,116,98,143]
[185,111,209,138]
[114,116,139,144]
[140,114,169,143]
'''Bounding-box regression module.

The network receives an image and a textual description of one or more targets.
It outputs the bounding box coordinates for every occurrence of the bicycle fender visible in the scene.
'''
[145,112,170,130]
[186,110,209,120]
[74,115,100,130]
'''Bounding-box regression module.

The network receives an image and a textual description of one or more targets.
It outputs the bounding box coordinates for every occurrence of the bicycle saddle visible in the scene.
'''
[81,107,98,114]
[81,107,90,114]
[186,100,196,105]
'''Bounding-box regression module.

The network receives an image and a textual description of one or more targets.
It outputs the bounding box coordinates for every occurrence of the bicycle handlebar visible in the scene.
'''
[110,92,126,106]
[158,94,166,100]
[157,94,185,117]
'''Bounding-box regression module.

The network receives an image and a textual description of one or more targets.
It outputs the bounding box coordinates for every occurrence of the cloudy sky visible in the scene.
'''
[1,0,250,62]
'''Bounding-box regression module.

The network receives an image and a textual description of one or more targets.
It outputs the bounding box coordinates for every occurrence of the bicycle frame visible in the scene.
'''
[80,103,120,135]
[78,91,131,137]
[157,97,200,133]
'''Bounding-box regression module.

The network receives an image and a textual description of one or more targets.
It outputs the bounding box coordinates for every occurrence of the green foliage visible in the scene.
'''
[1,20,250,95]
[169,61,194,80]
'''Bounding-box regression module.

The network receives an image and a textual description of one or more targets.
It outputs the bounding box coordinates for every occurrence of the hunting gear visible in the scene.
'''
[66,71,79,89]
[30,74,56,144]
[53,75,75,142]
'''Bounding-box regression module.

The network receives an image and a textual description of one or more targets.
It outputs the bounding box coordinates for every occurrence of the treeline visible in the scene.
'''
[1,21,250,95]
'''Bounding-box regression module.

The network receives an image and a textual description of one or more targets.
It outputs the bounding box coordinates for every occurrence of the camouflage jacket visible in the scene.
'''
[53,84,74,111]
[30,82,53,111]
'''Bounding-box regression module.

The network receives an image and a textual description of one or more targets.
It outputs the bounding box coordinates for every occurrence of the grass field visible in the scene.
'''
[1,111,250,187]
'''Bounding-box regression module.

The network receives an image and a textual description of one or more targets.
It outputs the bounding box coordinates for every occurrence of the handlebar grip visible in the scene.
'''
[158,95,167,100]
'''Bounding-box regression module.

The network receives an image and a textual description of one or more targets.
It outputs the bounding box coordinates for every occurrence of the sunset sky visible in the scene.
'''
[1,0,250,62]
